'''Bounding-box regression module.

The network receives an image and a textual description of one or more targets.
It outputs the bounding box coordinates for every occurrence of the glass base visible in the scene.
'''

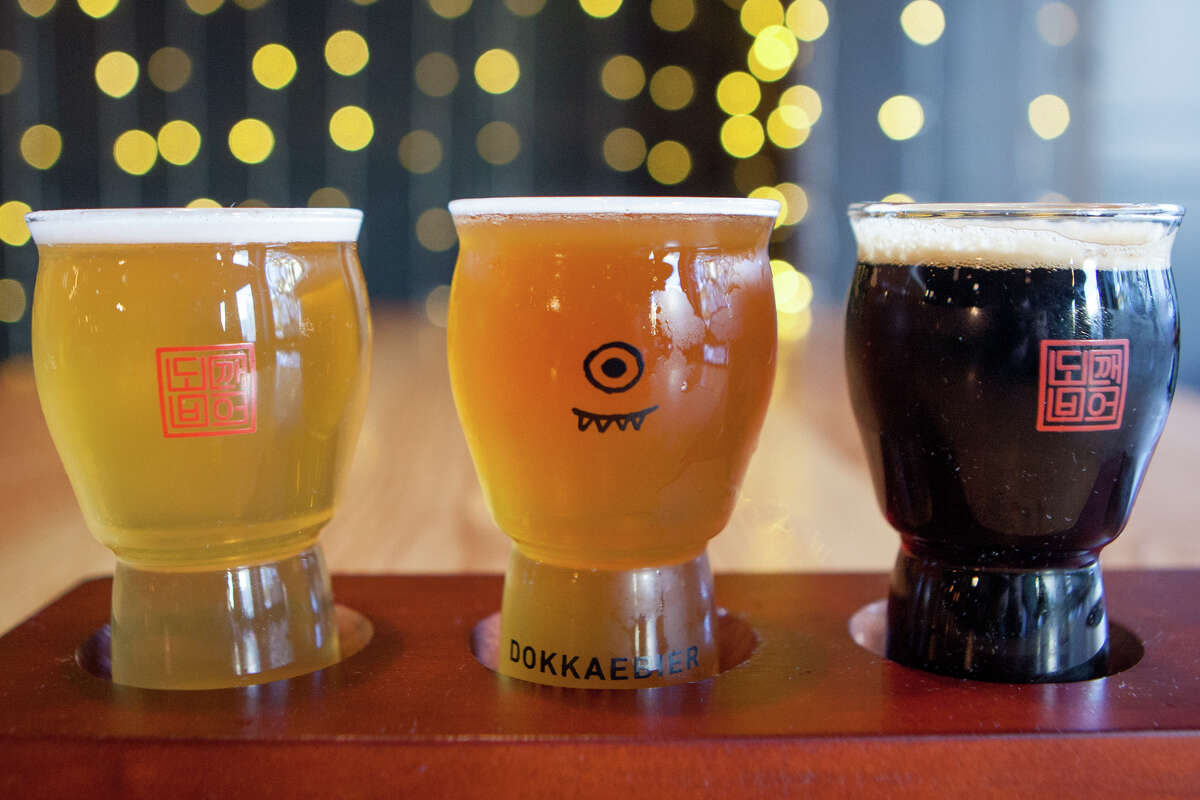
[110,545,340,689]
[886,550,1109,683]
[498,547,718,688]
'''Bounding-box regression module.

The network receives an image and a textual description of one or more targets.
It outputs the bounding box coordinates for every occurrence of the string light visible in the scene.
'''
[721,115,765,158]
[1028,94,1070,139]
[650,0,694,31]
[187,198,221,208]
[326,31,369,76]
[157,120,202,166]
[415,52,458,97]
[0,201,33,247]
[740,0,784,36]
[785,0,828,42]
[0,279,28,324]
[415,208,456,252]
[1036,2,1078,46]
[184,0,223,14]
[329,105,374,151]
[113,129,158,175]
[749,186,787,227]
[148,47,192,92]
[877,95,924,140]
[505,0,546,15]
[428,0,472,19]
[398,130,444,174]
[751,25,800,73]
[228,118,275,164]
[603,127,647,171]
[424,284,451,327]
[0,51,23,95]
[646,140,691,185]
[78,0,119,19]
[253,44,297,89]
[308,187,350,207]
[476,121,521,165]
[600,55,645,100]
[900,0,945,45]
[649,65,693,110]
[474,49,520,94]
[17,0,56,18]
[716,72,761,115]
[95,51,139,99]
[882,192,914,202]
[20,125,62,170]
[580,0,622,18]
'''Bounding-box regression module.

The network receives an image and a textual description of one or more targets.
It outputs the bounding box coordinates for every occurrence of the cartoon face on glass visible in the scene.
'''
[574,341,657,433]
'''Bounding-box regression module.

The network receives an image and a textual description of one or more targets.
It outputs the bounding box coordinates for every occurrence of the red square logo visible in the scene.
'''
[1036,339,1129,432]
[157,344,257,438]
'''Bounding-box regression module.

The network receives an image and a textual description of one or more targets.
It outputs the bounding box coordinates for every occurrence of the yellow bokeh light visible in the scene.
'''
[416,208,457,252]
[477,121,521,165]
[253,43,297,89]
[778,307,813,341]
[603,127,646,172]
[228,118,275,164]
[18,0,56,17]
[741,0,784,36]
[308,187,350,207]
[649,65,693,110]
[1028,94,1070,139]
[774,265,813,313]
[0,201,33,247]
[113,129,158,175]
[475,48,520,94]
[424,284,451,328]
[185,0,223,14]
[646,140,691,185]
[415,52,458,97]
[0,279,28,323]
[749,186,786,228]
[780,83,822,125]
[187,197,222,208]
[721,114,765,158]
[20,125,62,170]
[878,95,924,140]
[0,51,21,95]
[148,47,192,92]
[429,0,472,18]
[716,71,760,115]
[752,25,800,72]
[398,130,444,174]
[157,120,201,166]
[650,0,694,31]
[505,0,546,15]
[78,0,119,19]
[1037,2,1078,47]
[239,198,270,208]
[95,51,139,99]
[580,0,621,18]
[350,0,378,5]
[232,0,269,9]
[600,55,645,100]
[776,182,808,224]
[329,105,374,151]
[766,107,809,148]
[900,0,945,45]
[326,30,369,77]
[747,43,790,82]
[882,192,914,203]
[785,0,828,42]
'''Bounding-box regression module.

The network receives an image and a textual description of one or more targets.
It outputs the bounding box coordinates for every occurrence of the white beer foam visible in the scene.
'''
[25,208,363,245]
[851,206,1180,270]
[449,196,781,219]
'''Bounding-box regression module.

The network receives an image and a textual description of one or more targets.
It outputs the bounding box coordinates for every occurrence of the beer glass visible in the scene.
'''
[845,203,1183,682]
[448,197,778,688]
[28,208,372,689]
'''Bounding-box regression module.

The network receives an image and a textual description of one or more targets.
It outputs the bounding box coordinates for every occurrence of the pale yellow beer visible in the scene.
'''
[448,197,778,688]
[28,208,371,689]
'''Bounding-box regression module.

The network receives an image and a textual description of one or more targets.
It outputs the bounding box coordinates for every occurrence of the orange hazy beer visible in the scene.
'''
[448,197,778,688]
[28,208,371,689]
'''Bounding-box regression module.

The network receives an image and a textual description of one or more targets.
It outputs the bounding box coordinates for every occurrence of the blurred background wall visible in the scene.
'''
[1,0,1197,382]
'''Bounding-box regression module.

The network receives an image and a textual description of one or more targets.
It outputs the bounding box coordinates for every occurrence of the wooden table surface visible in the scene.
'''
[2,304,1198,635]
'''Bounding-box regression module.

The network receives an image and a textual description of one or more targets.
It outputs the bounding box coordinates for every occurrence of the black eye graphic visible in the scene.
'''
[583,341,644,394]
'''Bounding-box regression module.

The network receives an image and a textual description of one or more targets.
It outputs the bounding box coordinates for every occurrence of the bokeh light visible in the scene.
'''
[78,0,119,19]
[649,65,693,110]
[239,199,270,208]
[308,187,350,207]
[95,51,139,99]
[600,55,645,100]
[157,120,202,166]
[505,0,546,15]
[429,0,472,18]
[773,261,814,314]
[603,127,647,171]
[398,130,444,174]
[780,83,822,124]
[747,41,790,82]
[752,25,800,72]
[749,185,786,228]
[424,284,451,327]
[228,118,275,164]
[882,192,914,202]
[18,0,56,17]
[326,30,369,76]
[900,0,945,45]
[646,140,691,185]
[716,71,760,115]
[766,107,809,148]
[877,95,924,140]
[651,0,694,31]
[253,44,297,89]
[0,51,23,95]
[721,114,765,158]
[776,182,808,224]
[416,208,457,252]
[785,0,829,42]
[148,47,192,92]
[740,0,784,36]
[20,125,62,170]
[329,105,374,151]
[1037,2,1078,47]
[113,129,158,175]
[0,279,28,324]
[477,121,521,165]
[1028,94,1070,139]
[475,49,520,94]
[187,197,222,208]
[580,0,621,18]
[232,0,269,9]
[415,52,458,97]
[0,201,33,247]
[185,0,223,14]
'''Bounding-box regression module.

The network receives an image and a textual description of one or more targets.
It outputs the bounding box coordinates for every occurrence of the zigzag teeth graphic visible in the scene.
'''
[571,406,659,433]
[572,408,593,431]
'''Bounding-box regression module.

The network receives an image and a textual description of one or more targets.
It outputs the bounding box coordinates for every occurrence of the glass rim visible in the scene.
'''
[449,196,782,219]
[848,202,1184,225]
[24,207,364,245]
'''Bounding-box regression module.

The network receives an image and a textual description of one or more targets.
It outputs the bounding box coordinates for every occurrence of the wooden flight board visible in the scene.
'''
[0,572,1197,798]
